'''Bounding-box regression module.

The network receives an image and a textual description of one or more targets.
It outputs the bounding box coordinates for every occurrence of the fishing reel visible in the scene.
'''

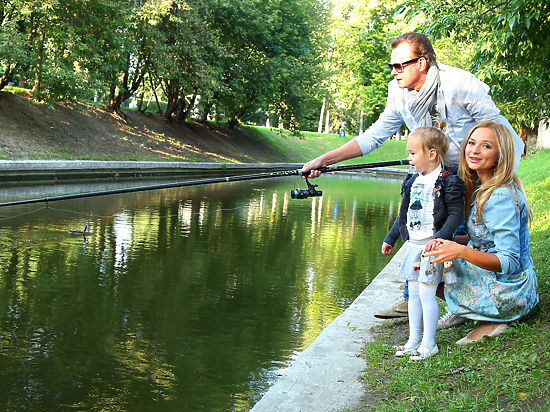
[290,176,323,199]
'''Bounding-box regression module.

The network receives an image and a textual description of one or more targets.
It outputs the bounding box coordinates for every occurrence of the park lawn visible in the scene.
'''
[357,148,550,411]
[243,125,407,166]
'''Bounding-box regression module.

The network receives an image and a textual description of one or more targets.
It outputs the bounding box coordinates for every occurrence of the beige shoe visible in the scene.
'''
[374,296,408,319]
[456,323,509,345]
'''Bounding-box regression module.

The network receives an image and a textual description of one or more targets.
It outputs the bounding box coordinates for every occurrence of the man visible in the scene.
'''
[339,120,346,138]
[301,32,524,326]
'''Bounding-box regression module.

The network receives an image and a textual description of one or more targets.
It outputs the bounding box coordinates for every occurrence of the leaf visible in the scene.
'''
[516,392,528,401]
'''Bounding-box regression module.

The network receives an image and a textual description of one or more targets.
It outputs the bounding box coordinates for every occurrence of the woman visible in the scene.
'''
[424,121,538,344]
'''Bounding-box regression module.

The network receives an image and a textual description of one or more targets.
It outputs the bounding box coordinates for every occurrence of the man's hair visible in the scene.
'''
[389,32,436,66]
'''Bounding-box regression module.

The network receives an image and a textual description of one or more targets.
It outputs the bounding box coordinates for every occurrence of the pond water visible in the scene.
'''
[0,174,401,411]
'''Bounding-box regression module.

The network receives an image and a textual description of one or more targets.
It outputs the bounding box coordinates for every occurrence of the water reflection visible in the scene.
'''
[0,175,401,410]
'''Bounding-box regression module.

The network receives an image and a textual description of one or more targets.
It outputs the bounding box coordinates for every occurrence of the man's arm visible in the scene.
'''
[353,83,405,155]
[301,82,405,176]
[300,139,363,176]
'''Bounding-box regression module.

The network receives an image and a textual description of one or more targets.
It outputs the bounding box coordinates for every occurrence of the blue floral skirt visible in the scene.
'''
[444,258,539,322]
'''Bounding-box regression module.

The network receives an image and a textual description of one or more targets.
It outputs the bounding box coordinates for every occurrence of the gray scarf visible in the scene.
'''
[408,64,440,126]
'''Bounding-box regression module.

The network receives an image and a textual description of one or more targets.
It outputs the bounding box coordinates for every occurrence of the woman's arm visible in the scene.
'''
[423,238,502,272]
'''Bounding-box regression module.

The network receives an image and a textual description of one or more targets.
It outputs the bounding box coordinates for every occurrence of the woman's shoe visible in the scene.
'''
[394,342,420,357]
[488,323,510,337]
[409,345,439,361]
[456,323,510,345]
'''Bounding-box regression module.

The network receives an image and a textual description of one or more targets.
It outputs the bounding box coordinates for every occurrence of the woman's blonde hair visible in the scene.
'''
[458,121,532,221]
[410,120,449,166]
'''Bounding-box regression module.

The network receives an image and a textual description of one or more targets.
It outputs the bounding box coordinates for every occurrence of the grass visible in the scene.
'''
[241,124,407,165]
[358,148,550,411]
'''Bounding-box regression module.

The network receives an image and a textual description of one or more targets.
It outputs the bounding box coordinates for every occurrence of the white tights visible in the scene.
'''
[405,280,438,352]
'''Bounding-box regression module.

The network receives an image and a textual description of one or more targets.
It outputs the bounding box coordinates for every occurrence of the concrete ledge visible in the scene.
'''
[0,160,304,184]
[0,160,407,185]
[251,246,406,412]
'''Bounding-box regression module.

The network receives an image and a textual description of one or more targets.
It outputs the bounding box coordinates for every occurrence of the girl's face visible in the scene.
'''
[406,134,437,175]
[465,127,499,181]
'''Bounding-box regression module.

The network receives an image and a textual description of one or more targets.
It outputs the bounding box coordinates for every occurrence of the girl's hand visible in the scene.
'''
[381,242,393,256]
[424,238,443,254]
[422,238,465,263]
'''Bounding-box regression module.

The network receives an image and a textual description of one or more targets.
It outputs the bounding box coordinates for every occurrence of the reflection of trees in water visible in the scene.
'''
[0,176,401,410]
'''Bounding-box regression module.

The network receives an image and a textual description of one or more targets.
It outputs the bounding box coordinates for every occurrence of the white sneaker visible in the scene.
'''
[437,311,467,330]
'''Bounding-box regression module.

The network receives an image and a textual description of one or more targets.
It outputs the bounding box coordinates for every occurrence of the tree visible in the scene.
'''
[0,0,31,90]
[400,0,550,140]
[326,0,407,134]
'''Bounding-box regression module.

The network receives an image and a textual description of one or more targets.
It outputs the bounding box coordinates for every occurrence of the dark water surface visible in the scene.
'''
[0,175,401,411]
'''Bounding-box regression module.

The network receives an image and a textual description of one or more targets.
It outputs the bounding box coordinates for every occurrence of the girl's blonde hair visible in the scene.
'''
[458,121,532,221]
[410,120,449,166]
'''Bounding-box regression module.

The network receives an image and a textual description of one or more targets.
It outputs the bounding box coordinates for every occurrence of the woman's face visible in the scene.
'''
[464,127,499,181]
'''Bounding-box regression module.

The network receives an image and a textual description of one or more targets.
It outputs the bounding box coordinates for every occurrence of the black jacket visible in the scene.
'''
[384,169,465,246]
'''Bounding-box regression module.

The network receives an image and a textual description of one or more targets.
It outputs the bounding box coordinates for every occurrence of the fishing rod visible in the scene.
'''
[0,159,408,207]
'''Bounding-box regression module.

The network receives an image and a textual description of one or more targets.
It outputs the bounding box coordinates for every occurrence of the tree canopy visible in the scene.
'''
[1,0,548,135]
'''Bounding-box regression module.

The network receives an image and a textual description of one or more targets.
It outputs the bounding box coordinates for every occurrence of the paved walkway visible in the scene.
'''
[251,247,406,412]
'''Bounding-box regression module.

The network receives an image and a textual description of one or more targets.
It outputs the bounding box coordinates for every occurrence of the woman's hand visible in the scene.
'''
[381,242,393,256]
[422,238,466,263]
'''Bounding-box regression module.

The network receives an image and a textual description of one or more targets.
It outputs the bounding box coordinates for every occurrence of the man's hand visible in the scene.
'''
[300,157,325,178]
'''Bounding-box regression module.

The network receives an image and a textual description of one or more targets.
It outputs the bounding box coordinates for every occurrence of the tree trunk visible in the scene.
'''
[359,110,365,135]
[324,105,330,134]
[175,96,187,122]
[228,117,239,128]
[519,121,538,156]
[137,92,145,112]
[0,62,13,91]
[318,96,326,133]
[201,101,213,123]
[179,92,198,122]
[32,30,45,98]
[163,80,180,121]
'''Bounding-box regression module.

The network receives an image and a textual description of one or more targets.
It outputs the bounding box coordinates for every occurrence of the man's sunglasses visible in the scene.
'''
[387,56,424,73]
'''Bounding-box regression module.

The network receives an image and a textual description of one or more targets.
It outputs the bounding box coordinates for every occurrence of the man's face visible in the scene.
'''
[389,42,426,91]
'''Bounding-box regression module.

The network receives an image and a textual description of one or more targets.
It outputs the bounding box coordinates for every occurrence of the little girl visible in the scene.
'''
[381,125,464,361]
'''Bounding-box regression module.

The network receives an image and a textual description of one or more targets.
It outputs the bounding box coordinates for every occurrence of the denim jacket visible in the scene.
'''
[353,63,524,170]
[468,186,533,275]
[384,170,465,247]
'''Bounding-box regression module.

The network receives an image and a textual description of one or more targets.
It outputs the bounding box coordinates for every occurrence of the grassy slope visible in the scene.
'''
[0,88,408,164]
[245,125,408,165]
[358,149,550,411]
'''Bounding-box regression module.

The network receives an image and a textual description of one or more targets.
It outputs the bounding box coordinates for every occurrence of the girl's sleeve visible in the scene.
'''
[384,174,414,246]
[434,175,465,239]
[482,189,522,274]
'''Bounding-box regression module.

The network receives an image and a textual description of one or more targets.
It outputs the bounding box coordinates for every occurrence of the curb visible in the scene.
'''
[251,246,406,412]
[0,161,408,185]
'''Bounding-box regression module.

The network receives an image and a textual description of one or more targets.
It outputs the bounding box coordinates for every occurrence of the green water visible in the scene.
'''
[0,174,401,411]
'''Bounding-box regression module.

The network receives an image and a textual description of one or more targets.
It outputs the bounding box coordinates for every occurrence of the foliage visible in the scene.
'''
[399,0,550,130]
[0,0,329,127]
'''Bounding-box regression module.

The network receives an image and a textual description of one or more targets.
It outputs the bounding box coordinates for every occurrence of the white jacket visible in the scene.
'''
[354,63,524,169]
